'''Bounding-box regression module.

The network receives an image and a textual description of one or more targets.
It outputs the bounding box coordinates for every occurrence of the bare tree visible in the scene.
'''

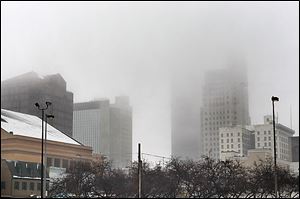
[49,156,299,198]
[48,160,94,198]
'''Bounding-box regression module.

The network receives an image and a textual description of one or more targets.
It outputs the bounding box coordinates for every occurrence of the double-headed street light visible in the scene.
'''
[35,102,52,198]
[44,114,54,197]
[271,96,279,198]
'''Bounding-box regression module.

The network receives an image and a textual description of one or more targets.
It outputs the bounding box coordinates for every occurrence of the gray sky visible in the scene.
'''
[1,2,299,161]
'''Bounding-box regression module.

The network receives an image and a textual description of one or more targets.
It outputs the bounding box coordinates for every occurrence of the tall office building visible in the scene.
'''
[109,96,132,169]
[200,65,251,159]
[1,72,73,136]
[73,96,132,168]
[171,74,202,160]
[73,100,110,156]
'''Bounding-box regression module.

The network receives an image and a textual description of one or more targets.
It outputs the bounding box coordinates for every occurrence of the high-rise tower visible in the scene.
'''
[200,65,251,159]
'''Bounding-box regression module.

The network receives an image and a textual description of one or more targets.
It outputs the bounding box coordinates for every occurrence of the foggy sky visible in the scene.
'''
[1,2,299,162]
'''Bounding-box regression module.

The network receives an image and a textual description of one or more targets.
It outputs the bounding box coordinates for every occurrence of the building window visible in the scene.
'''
[221,134,223,137]
[268,131,271,135]
[1,181,5,190]
[257,131,260,135]
[227,145,230,149]
[231,138,233,143]
[221,139,223,143]
[238,144,240,148]
[221,145,224,149]
[30,182,34,191]
[268,142,271,146]
[269,137,271,141]
[264,137,267,141]
[62,159,68,169]
[258,143,260,147]
[231,133,233,136]
[54,158,61,167]
[47,157,52,167]
[238,138,240,142]
[227,139,229,143]
[264,142,267,147]
[37,183,41,191]
[14,181,20,190]
[22,182,27,190]
[69,160,76,169]
[238,132,240,136]
[264,131,266,135]
[231,144,233,148]
[257,137,260,141]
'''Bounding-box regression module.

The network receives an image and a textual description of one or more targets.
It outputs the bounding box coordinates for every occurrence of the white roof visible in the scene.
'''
[1,109,81,145]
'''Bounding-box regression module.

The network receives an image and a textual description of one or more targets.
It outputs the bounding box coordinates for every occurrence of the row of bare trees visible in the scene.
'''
[49,156,299,198]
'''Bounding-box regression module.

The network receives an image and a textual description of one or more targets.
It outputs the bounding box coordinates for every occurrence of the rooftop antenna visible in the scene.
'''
[290,105,292,129]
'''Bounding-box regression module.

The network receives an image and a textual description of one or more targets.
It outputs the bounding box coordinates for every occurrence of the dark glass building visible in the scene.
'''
[1,72,73,136]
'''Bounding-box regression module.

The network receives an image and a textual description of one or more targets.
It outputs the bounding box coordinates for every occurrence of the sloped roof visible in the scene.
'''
[1,109,81,145]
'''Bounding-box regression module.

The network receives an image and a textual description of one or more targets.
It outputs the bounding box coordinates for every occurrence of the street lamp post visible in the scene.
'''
[44,114,54,198]
[35,102,52,199]
[271,96,279,198]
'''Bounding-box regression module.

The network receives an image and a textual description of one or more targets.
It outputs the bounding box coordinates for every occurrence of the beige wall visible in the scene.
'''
[241,149,290,169]
[1,129,93,164]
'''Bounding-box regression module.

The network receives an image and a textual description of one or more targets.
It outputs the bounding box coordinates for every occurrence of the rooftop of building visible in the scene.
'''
[219,125,255,131]
[74,100,110,110]
[74,96,131,111]
[1,109,82,146]
[1,71,65,84]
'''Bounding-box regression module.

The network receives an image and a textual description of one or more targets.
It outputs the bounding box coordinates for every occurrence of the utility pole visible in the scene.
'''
[138,143,142,198]
[290,105,292,129]
[271,96,279,198]
[35,102,51,198]
[44,114,54,198]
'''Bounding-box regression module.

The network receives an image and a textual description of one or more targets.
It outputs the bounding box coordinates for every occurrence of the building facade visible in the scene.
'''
[109,96,132,169]
[73,96,132,168]
[171,74,202,160]
[1,109,93,198]
[219,125,255,161]
[1,159,48,198]
[254,115,295,161]
[1,72,73,136]
[200,66,251,159]
[241,148,291,170]
[73,100,110,156]
[289,136,299,162]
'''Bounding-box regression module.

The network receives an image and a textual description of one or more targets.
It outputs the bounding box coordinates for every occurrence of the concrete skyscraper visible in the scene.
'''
[109,96,132,169]
[73,100,110,156]
[171,75,202,160]
[73,96,132,168]
[1,72,74,136]
[200,65,251,159]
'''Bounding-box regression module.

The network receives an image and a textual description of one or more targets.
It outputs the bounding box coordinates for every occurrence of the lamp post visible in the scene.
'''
[44,114,54,198]
[271,96,279,198]
[35,102,52,198]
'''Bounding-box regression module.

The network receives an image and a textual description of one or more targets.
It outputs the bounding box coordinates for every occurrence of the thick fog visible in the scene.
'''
[1,2,299,161]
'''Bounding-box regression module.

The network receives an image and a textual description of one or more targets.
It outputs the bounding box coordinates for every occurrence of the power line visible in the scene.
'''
[141,153,171,160]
